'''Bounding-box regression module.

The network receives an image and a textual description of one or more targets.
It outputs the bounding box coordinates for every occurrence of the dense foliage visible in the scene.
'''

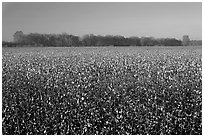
[3,31,183,47]
[2,47,202,135]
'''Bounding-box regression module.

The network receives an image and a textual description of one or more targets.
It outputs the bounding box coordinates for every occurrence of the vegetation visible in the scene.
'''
[3,31,183,47]
[2,46,202,135]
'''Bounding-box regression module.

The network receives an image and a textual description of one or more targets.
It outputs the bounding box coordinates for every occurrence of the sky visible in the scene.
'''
[2,2,202,41]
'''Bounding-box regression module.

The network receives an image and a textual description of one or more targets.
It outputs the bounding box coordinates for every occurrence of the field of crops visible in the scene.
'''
[2,46,202,135]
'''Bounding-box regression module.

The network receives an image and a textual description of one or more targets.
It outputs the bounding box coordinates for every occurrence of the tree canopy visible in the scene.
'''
[3,31,183,47]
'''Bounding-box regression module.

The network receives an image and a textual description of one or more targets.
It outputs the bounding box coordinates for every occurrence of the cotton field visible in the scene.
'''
[2,46,202,135]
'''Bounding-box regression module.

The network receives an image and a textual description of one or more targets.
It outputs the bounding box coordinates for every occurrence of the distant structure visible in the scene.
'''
[182,35,190,46]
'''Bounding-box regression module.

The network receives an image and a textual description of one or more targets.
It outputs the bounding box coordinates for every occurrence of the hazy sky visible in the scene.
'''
[2,2,202,41]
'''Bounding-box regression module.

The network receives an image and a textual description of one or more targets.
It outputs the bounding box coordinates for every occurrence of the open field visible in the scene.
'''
[2,46,202,135]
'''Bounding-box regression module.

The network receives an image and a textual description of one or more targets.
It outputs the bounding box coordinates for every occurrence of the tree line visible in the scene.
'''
[2,31,183,47]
